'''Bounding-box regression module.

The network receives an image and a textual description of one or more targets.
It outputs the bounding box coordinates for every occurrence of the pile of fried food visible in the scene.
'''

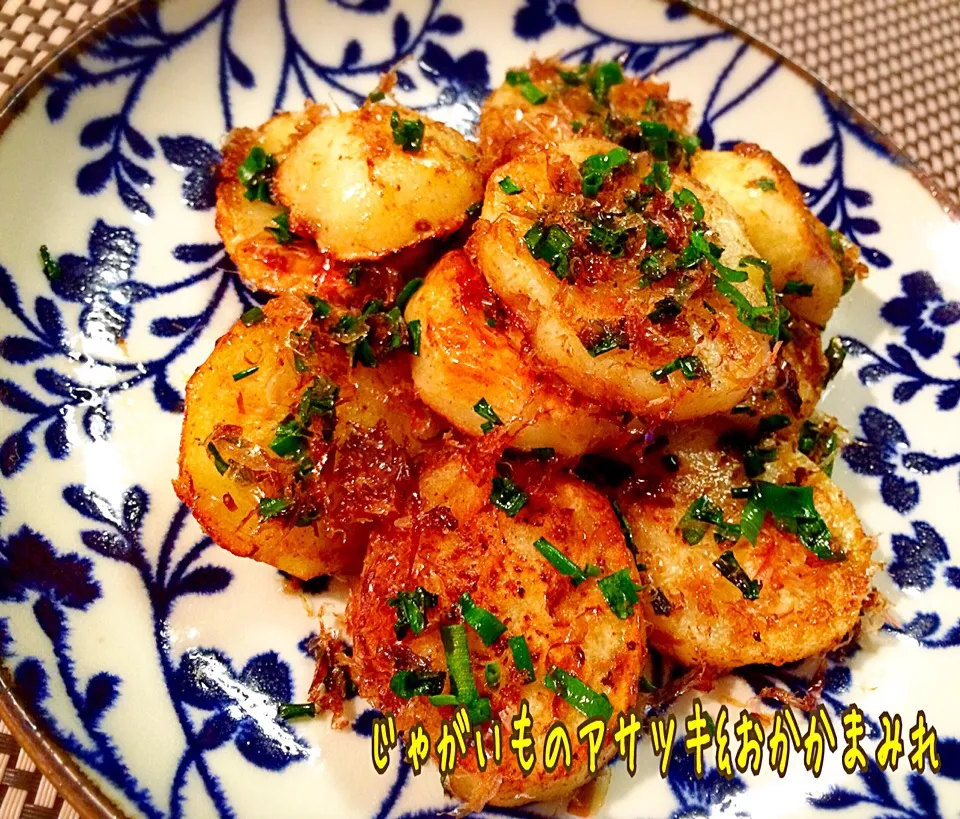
[174,59,877,808]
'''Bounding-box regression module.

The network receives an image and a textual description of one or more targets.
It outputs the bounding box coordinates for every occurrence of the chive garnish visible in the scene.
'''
[678,496,741,544]
[237,146,277,203]
[232,366,259,381]
[39,245,61,281]
[543,667,613,721]
[713,551,761,600]
[490,476,528,517]
[523,222,574,279]
[644,160,672,192]
[258,496,294,520]
[473,398,503,434]
[651,355,707,382]
[598,569,642,619]
[207,442,229,475]
[580,146,630,197]
[485,662,501,688]
[459,592,506,646]
[390,110,425,152]
[240,306,265,326]
[509,635,535,682]
[390,670,446,699]
[407,319,421,356]
[824,337,846,385]
[388,586,438,640]
[534,537,588,586]
[499,176,523,195]
[278,702,316,720]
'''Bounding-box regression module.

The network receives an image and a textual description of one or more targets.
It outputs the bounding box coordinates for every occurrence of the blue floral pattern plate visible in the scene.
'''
[1,1,959,817]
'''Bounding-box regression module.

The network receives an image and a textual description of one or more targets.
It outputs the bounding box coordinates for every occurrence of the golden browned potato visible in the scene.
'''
[348,445,645,808]
[405,250,633,456]
[216,106,340,295]
[472,138,775,420]
[174,294,443,579]
[690,145,867,327]
[722,316,829,429]
[478,58,690,175]
[274,104,483,260]
[616,421,876,671]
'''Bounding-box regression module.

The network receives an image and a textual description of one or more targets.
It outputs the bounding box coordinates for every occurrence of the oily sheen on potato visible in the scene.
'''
[348,446,645,808]
[174,294,441,579]
[405,249,631,456]
[274,105,483,260]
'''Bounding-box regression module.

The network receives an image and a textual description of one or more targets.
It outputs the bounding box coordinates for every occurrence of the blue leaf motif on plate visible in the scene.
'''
[52,220,146,344]
[514,0,580,40]
[159,136,221,211]
[0,526,100,608]
[881,271,960,360]
[175,647,309,770]
[887,521,950,591]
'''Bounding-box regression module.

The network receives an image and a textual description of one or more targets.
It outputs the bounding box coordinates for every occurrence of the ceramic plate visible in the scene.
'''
[1,1,959,817]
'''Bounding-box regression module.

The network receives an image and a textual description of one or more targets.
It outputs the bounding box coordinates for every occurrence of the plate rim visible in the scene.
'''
[0,1,955,818]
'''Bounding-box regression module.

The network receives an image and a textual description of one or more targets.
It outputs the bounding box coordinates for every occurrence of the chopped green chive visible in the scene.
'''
[459,592,507,646]
[580,146,631,197]
[306,296,331,321]
[473,398,503,434]
[534,537,589,586]
[532,447,555,461]
[755,177,777,191]
[259,496,294,520]
[642,97,660,115]
[346,264,363,286]
[269,416,309,459]
[824,337,846,385]
[485,662,501,688]
[781,280,814,296]
[499,176,523,195]
[299,376,339,427]
[644,160,672,192]
[390,669,446,699]
[39,245,61,281]
[584,323,628,357]
[520,82,548,104]
[713,551,761,600]
[441,624,491,724]
[367,90,386,103]
[490,475,528,517]
[673,187,705,220]
[798,420,840,476]
[407,319,421,355]
[757,414,791,436]
[586,223,628,257]
[523,222,574,279]
[278,702,316,720]
[678,496,741,545]
[610,499,637,556]
[544,667,613,721]
[466,200,483,218]
[588,61,624,103]
[571,120,584,133]
[509,635,535,682]
[739,481,843,560]
[648,296,682,324]
[743,445,777,478]
[390,110,425,152]
[651,355,707,382]
[388,586,438,640]
[240,306,265,326]
[206,442,230,475]
[267,211,298,245]
[232,366,259,381]
[505,69,531,86]
[237,146,277,203]
[598,569,642,619]
[396,277,424,310]
[646,224,668,249]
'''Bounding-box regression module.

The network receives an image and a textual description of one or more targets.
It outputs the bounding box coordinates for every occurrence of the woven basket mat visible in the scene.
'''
[0,0,957,817]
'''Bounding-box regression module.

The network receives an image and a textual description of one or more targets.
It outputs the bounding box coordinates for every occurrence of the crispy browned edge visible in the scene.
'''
[0,3,957,819]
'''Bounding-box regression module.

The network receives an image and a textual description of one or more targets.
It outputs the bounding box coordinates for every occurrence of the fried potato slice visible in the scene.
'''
[174,294,443,579]
[478,58,690,175]
[616,421,876,671]
[348,446,645,808]
[274,104,483,260]
[405,249,632,456]
[690,145,867,327]
[472,138,773,420]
